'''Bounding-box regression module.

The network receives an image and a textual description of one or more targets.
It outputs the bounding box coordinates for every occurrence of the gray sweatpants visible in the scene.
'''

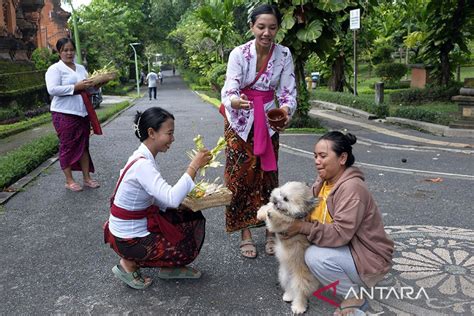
[304,244,365,298]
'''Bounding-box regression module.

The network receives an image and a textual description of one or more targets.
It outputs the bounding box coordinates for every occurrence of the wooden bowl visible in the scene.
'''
[267,108,287,129]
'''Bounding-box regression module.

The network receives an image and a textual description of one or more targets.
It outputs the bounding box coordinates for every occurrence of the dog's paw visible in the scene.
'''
[282,292,293,302]
[291,302,307,315]
[256,204,271,221]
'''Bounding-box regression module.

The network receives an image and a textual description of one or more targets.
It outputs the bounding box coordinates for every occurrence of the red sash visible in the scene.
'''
[80,91,102,135]
[219,43,275,118]
[103,156,185,245]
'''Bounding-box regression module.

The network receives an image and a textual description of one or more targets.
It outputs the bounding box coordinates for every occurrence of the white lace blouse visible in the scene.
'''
[108,143,195,238]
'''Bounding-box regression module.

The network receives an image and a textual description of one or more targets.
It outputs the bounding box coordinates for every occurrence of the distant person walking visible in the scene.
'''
[45,37,101,192]
[140,70,146,86]
[146,71,158,100]
[158,70,163,85]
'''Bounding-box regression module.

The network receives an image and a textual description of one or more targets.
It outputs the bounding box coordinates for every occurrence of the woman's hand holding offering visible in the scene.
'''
[187,149,211,179]
[191,149,212,169]
[231,94,253,110]
[74,79,94,92]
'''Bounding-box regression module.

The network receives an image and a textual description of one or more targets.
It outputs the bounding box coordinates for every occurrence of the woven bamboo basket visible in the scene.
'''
[89,72,117,86]
[183,187,233,212]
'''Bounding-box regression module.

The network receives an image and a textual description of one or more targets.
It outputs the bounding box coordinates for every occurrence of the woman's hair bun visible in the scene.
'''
[134,111,142,124]
[345,133,357,145]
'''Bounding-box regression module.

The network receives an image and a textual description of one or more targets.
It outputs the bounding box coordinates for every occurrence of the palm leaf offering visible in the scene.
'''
[184,136,232,211]
[186,135,226,177]
[183,178,232,211]
[89,63,118,86]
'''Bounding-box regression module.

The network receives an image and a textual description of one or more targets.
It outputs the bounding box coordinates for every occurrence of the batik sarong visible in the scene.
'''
[51,112,94,172]
[224,119,279,233]
[104,207,205,268]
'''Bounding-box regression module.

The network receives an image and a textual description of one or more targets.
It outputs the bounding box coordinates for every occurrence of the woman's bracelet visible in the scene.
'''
[188,164,199,173]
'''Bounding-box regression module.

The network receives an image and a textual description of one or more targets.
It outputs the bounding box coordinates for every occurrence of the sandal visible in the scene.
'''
[157,266,202,279]
[240,238,257,259]
[112,265,152,290]
[265,236,276,256]
[83,179,100,188]
[335,299,369,316]
[65,182,83,192]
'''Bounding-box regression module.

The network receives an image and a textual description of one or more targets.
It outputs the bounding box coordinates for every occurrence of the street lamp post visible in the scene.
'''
[66,0,82,64]
[129,43,141,97]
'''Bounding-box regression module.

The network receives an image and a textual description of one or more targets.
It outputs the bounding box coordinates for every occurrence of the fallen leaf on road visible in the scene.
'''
[424,177,443,183]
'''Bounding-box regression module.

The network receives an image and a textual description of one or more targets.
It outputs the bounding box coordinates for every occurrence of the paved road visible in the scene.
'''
[1,71,473,315]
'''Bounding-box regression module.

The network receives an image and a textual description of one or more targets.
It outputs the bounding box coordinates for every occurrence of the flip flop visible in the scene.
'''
[83,179,100,188]
[336,298,369,316]
[240,238,257,259]
[112,265,152,290]
[265,236,276,256]
[65,182,83,192]
[157,266,202,279]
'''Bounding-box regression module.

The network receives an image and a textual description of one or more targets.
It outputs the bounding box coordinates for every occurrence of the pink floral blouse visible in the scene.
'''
[221,39,297,142]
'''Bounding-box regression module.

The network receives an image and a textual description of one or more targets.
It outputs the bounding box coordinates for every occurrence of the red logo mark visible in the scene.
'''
[313,280,340,307]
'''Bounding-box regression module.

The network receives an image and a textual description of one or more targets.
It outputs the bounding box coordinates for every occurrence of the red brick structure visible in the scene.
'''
[410,64,431,89]
[0,0,69,61]
[37,0,70,50]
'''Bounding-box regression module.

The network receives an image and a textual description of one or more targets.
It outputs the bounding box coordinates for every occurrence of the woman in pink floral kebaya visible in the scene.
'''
[220,4,297,259]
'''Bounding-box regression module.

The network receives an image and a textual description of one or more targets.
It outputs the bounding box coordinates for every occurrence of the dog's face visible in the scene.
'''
[269,181,318,220]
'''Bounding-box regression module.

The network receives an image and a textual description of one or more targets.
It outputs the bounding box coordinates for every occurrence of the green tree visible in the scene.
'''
[420,0,474,85]
[263,0,363,114]
[169,11,219,75]
[75,0,145,77]
[195,0,243,62]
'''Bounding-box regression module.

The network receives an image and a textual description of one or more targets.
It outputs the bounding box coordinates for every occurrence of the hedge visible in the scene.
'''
[392,107,452,126]
[390,83,462,104]
[0,101,131,190]
[0,133,59,189]
[0,113,52,139]
[375,63,407,83]
[313,91,390,118]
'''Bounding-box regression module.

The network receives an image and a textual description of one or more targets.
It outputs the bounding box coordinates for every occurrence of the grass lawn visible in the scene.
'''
[461,66,474,81]
[311,62,466,126]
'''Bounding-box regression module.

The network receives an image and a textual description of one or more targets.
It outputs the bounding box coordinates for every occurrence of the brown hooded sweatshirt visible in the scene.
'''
[299,166,394,287]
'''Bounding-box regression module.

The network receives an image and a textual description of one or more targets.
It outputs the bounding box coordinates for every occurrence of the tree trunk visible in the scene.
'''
[329,54,345,92]
[294,57,310,117]
[438,0,464,86]
[440,43,452,86]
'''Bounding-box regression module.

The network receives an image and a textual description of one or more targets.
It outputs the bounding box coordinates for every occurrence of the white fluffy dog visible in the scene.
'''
[257,181,320,314]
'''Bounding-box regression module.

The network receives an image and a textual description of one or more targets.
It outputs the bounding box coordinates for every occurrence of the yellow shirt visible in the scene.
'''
[310,181,334,224]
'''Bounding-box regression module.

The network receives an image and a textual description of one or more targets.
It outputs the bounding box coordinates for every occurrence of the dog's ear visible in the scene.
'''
[305,197,319,212]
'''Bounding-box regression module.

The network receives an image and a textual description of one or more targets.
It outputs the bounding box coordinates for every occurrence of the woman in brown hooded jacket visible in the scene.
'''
[283,131,394,316]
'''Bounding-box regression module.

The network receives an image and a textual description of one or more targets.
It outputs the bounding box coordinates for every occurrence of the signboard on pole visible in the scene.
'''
[350,9,360,96]
[350,9,360,30]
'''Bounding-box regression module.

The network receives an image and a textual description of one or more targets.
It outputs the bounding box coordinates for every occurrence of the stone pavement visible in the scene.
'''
[1,71,473,315]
